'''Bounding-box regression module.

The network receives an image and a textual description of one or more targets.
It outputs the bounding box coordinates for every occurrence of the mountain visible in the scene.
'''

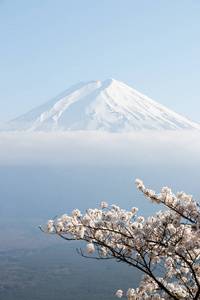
[2,79,200,132]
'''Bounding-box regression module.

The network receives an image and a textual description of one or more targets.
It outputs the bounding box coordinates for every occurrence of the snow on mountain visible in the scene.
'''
[2,79,200,132]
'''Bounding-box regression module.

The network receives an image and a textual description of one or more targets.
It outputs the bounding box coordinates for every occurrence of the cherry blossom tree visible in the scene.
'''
[41,179,200,300]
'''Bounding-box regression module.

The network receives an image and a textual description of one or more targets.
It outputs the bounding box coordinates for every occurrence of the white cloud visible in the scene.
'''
[0,130,200,166]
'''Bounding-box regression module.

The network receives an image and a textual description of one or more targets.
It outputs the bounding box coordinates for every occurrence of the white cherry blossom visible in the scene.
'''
[42,179,200,299]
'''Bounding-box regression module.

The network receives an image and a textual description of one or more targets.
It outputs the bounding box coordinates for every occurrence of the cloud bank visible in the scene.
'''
[0,130,200,166]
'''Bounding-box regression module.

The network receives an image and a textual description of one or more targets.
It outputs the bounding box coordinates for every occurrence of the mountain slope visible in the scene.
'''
[3,79,200,132]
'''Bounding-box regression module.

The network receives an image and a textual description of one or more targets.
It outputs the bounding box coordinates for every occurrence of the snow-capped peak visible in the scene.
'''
[2,79,200,132]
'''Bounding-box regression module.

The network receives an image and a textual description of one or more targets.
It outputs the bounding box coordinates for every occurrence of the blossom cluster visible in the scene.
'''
[44,179,200,300]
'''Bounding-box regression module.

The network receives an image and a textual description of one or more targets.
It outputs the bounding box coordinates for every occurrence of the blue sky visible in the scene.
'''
[1,0,200,123]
